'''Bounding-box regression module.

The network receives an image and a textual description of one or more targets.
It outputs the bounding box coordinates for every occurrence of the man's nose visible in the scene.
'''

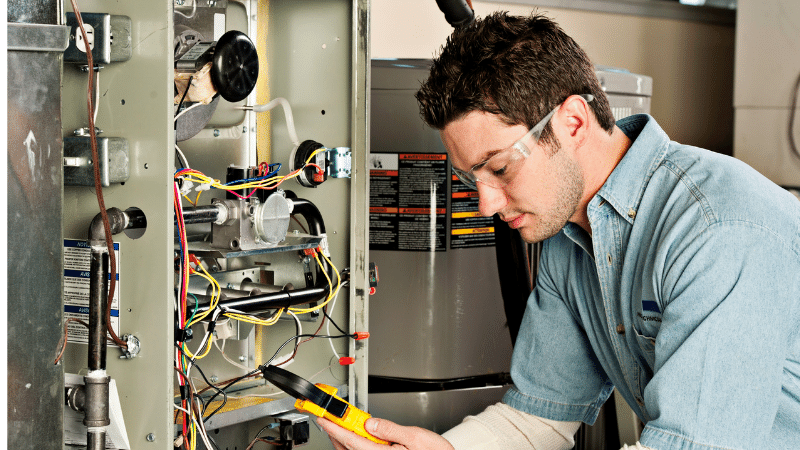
[477,182,507,217]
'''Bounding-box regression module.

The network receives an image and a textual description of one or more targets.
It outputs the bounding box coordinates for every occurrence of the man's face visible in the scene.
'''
[441,110,585,243]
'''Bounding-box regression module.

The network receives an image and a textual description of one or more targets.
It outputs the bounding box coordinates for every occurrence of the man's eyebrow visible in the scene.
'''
[470,148,504,169]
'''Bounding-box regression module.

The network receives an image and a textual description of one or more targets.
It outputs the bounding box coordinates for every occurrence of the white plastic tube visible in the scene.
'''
[251,98,300,147]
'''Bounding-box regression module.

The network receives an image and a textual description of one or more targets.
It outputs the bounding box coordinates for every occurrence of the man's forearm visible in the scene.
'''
[441,403,580,450]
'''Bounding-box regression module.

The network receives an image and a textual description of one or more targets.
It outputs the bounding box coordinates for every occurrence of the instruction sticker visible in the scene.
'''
[369,153,447,251]
[450,175,495,248]
[63,239,121,346]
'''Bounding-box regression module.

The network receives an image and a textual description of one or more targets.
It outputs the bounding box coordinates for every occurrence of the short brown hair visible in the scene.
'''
[416,12,615,145]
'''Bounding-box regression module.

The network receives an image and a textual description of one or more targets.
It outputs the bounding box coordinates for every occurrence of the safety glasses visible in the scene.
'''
[452,94,594,190]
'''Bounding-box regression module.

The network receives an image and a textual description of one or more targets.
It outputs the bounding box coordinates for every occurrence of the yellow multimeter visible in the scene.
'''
[261,364,389,445]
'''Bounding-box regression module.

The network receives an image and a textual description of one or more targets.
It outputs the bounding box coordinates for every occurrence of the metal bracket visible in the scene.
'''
[328,147,352,179]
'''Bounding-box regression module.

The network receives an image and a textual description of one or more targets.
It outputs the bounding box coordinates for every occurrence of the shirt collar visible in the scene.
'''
[592,114,671,225]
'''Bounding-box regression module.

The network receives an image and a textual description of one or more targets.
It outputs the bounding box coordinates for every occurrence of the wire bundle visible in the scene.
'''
[172,163,354,449]
[174,147,326,206]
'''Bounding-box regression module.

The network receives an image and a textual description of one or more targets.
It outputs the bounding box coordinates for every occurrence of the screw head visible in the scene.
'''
[210,375,219,383]
[175,0,184,5]
[213,129,220,137]
[239,355,246,362]
[146,433,155,442]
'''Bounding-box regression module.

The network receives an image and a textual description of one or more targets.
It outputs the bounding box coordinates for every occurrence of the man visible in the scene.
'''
[321,12,800,450]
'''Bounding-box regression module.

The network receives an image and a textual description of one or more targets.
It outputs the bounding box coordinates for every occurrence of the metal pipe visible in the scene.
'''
[87,429,106,450]
[178,204,226,224]
[198,285,330,314]
[85,207,144,449]
[88,250,108,371]
[83,375,110,427]
[88,207,129,246]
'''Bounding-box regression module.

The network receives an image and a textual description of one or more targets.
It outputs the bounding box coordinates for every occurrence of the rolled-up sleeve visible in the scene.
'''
[503,236,614,425]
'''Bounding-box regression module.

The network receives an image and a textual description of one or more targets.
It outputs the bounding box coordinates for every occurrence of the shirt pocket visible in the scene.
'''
[632,319,658,396]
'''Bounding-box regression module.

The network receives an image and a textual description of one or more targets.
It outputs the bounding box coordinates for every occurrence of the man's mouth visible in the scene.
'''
[504,214,525,229]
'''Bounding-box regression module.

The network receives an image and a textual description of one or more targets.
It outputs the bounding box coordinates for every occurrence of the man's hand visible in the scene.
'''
[318,417,456,450]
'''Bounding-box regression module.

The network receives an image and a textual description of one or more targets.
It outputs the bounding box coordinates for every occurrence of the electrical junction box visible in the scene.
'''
[63,134,130,186]
[65,12,132,64]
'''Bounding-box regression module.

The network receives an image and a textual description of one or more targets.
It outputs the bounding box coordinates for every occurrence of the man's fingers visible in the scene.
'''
[318,417,388,450]
[364,418,399,442]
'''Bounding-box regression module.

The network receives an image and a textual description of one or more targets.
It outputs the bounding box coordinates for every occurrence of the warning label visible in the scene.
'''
[63,239,121,346]
[450,175,495,248]
[369,153,447,251]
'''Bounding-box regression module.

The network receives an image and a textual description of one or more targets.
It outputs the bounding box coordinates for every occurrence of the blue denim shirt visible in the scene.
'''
[502,115,800,449]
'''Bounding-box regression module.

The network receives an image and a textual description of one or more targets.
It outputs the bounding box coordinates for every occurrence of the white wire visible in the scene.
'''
[308,362,336,382]
[269,311,303,367]
[174,0,197,19]
[175,144,191,169]
[174,102,204,122]
[173,403,191,415]
[192,399,213,450]
[326,281,347,362]
[213,335,252,371]
[250,98,300,146]
[93,69,100,123]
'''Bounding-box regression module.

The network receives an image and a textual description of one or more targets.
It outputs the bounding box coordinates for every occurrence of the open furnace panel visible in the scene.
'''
[58,1,370,449]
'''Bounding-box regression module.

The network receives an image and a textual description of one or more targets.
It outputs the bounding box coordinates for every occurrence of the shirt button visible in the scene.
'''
[628,208,636,219]
[616,324,625,334]
[607,254,613,265]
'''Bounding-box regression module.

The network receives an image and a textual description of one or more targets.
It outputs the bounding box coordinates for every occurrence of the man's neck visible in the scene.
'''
[570,125,632,235]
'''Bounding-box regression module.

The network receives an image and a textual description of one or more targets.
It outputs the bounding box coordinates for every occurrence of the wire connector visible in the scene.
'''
[179,179,194,196]
[338,357,355,366]
[354,332,370,340]
[302,247,318,257]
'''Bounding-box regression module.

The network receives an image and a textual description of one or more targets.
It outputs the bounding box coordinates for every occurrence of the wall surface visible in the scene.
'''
[371,0,736,154]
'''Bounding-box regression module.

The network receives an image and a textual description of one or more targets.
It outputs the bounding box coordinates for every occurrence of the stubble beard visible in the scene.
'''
[516,140,585,244]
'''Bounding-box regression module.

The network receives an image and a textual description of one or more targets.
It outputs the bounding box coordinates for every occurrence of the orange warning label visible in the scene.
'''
[370,207,399,214]
[399,154,447,161]
[400,208,447,215]
[451,227,495,235]
[452,191,479,199]
[370,170,398,176]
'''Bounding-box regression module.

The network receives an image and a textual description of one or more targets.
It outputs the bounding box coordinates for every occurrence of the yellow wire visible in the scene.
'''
[182,329,214,360]
[178,166,307,197]
[187,267,220,327]
[190,416,196,450]
[305,147,328,165]
[288,253,340,314]
[224,309,283,327]
[182,194,197,206]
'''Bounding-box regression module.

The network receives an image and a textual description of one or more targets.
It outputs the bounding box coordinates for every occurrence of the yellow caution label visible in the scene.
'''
[451,227,494,235]
[451,211,482,219]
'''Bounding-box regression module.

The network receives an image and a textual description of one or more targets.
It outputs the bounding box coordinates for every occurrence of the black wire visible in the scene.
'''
[176,75,194,119]
[192,363,227,418]
[323,306,348,336]
[263,333,354,367]
[203,367,262,423]
[251,423,273,444]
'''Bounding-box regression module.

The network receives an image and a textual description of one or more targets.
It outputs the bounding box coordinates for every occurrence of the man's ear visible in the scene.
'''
[557,94,591,140]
